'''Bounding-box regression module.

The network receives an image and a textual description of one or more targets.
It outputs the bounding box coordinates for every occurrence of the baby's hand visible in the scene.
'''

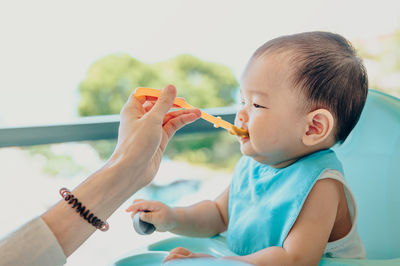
[125,199,177,232]
[162,247,214,263]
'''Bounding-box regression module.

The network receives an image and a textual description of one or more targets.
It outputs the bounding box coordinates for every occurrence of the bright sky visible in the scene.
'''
[0,0,399,126]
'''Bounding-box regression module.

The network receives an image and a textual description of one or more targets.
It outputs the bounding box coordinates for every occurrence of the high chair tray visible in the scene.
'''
[112,236,400,265]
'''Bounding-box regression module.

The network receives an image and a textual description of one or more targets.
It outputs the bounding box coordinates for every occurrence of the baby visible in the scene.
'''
[126,31,368,265]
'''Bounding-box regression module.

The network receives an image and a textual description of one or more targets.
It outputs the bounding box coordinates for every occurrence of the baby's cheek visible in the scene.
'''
[250,122,269,138]
[270,137,280,145]
[252,124,279,146]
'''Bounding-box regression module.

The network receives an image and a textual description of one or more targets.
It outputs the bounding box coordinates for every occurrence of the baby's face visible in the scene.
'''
[235,52,309,167]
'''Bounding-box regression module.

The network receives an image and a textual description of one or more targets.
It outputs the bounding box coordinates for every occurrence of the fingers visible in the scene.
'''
[163,253,188,263]
[125,199,156,215]
[163,109,201,140]
[163,254,191,263]
[163,247,192,263]
[143,101,184,114]
[162,109,201,125]
[143,101,155,113]
[125,200,164,224]
[122,91,146,116]
[170,247,192,256]
[123,86,175,119]
[141,210,165,225]
[148,84,177,122]
[130,90,158,105]
[130,86,195,122]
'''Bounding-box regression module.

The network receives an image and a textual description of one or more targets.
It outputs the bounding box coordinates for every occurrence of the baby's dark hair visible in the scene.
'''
[253,31,368,143]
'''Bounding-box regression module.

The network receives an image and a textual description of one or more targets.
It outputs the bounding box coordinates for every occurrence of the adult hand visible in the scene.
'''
[39,85,200,258]
[110,84,201,188]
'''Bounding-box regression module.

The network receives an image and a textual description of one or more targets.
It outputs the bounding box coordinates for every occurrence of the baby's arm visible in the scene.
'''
[165,179,343,265]
[224,179,342,266]
[171,186,229,236]
[126,187,229,237]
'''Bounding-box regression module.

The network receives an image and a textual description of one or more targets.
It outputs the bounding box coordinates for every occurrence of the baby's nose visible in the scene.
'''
[236,108,248,123]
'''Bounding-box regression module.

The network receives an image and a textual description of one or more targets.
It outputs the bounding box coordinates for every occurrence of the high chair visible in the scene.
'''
[113,89,400,266]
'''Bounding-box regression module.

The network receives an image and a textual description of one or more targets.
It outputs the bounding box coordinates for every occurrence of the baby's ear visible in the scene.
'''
[302,109,335,146]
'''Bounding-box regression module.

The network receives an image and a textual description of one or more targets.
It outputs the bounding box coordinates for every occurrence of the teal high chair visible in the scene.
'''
[113,89,400,266]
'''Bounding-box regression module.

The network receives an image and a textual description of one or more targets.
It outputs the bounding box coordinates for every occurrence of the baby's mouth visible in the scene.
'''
[240,134,249,143]
[230,125,249,138]
[233,127,249,143]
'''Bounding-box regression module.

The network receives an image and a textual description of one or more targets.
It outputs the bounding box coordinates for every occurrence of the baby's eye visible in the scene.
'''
[253,103,266,108]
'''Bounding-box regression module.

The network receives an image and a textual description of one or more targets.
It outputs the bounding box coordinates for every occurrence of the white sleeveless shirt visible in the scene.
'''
[319,169,366,259]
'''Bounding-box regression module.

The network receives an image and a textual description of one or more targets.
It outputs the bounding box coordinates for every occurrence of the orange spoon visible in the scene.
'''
[134,87,249,138]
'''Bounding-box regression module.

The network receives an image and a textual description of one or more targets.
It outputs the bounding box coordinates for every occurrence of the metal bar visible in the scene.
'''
[0,107,237,147]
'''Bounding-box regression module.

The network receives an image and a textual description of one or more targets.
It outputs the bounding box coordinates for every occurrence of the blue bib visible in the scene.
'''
[226,149,343,255]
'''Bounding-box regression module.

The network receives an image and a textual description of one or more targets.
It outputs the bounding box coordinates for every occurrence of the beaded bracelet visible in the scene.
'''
[59,188,109,232]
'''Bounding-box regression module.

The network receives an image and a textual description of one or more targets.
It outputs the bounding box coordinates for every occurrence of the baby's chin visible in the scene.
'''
[239,147,280,165]
[239,142,255,157]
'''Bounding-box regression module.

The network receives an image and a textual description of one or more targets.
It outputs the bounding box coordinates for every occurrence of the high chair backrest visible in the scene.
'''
[333,89,400,259]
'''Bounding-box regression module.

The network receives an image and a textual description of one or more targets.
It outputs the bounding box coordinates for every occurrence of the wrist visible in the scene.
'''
[72,158,143,219]
[41,158,143,257]
[170,207,182,231]
[106,149,148,188]
[108,140,158,187]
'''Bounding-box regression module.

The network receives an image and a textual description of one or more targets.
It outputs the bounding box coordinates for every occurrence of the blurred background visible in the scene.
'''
[0,0,399,265]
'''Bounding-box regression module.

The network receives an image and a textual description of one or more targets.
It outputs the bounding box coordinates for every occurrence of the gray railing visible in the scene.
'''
[0,107,237,147]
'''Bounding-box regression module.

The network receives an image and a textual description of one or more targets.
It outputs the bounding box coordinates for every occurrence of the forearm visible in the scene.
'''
[170,200,227,237]
[41,157,143,257]
[224,247,293,266]
[223,246,318,266]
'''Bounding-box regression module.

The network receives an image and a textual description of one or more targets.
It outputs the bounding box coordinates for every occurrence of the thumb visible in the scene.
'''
[148,84,177,122]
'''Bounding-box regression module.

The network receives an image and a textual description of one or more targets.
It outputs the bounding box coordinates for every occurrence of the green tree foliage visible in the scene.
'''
[78,53,241,170]
[154,54,239,108]
[78,55,164,115]
[78,54,239,115]
[356,29,400,98]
